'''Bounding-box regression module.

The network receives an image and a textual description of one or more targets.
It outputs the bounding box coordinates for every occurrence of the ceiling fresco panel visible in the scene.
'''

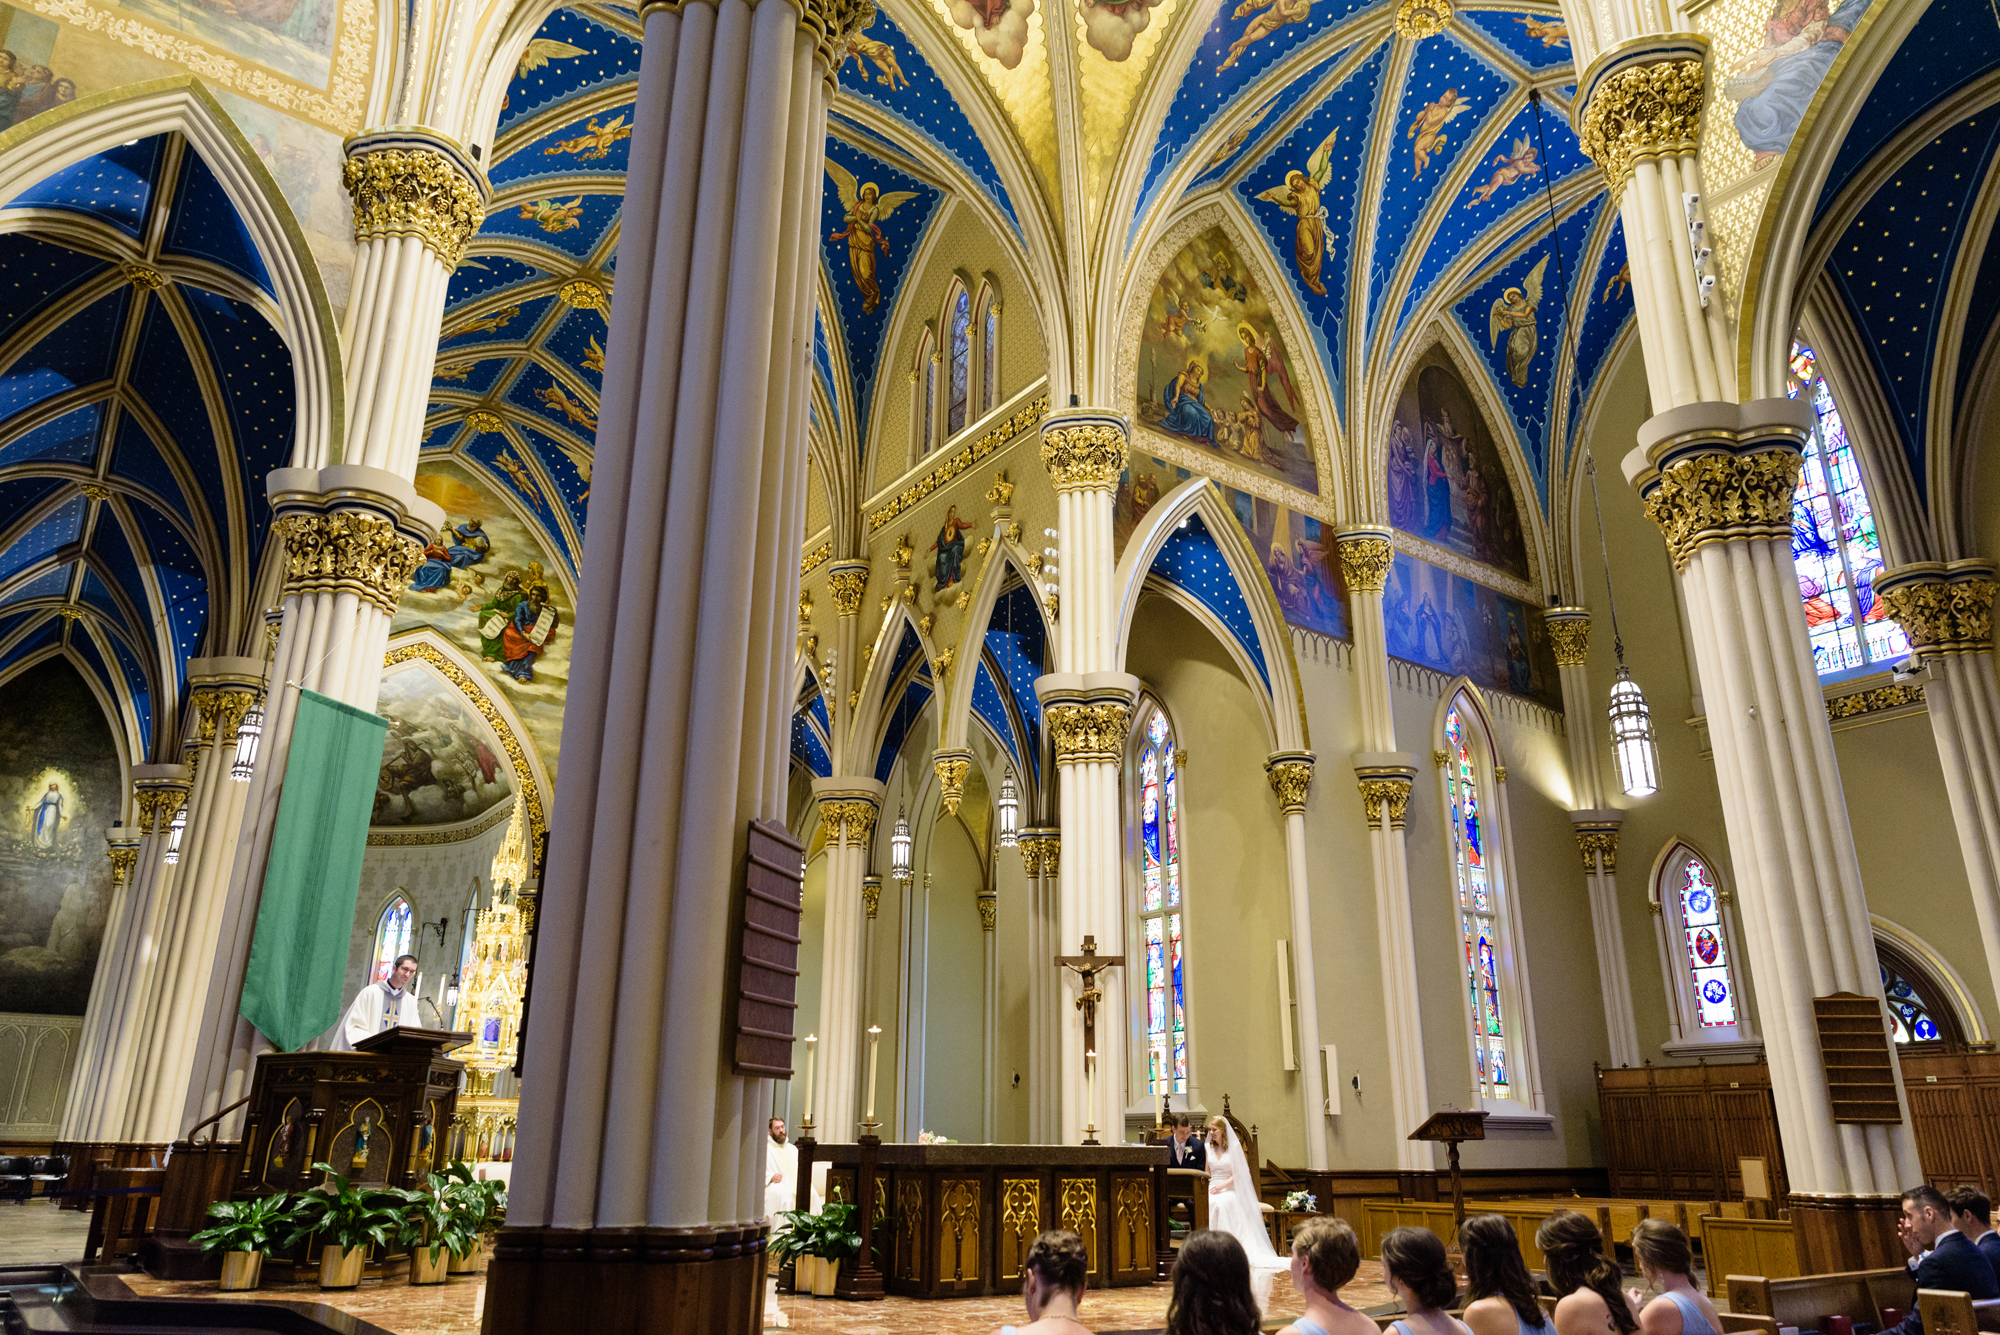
[484,190,623,262]
[1385,343,1530,582]
[1455,9,1573,74]
[371,660,517,829]
[494,104,639,186]
[0,498,84,586]
[496,7,641,134]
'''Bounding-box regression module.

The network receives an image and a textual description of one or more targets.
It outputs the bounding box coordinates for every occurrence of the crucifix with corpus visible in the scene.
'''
[1056,935,1124,1144]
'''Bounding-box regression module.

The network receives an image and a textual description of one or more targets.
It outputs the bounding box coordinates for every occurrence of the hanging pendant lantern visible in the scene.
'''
[163,804,187,865]
[890,806,913,884]
[229,704,264,782]
[997,768,1019,847]
[1608,664,1659,798]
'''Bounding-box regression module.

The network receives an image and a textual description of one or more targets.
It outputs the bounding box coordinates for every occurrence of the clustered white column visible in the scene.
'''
[1265,752,1328,1170]
[1876,561,2000,1011]
[1336,527,1431,1172]
[1019,829,1060,1142]
[489,0,848,1301]
[1624,404,1921,1240]
[1034,408,1138,1146]
[61,774,183,1141]
[809,782,881,1134]
[1543,608,1641,1068]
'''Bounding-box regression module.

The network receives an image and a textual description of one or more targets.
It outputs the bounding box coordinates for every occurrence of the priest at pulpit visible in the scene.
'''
[338,954,422,1050]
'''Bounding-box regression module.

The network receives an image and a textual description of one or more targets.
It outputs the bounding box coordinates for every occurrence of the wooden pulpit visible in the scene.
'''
[237,1027,472,1196]
[1409,1109,1488,1244]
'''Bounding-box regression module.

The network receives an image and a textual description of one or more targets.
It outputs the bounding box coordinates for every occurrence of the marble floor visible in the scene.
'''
[0,1200,1393,1335]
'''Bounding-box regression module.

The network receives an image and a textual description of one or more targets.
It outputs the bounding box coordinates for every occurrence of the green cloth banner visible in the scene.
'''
[239,688,389,1052]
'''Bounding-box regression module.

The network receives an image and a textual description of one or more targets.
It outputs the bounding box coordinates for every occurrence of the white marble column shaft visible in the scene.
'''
[1268,755,1327,1169]
[810,780,880,1135]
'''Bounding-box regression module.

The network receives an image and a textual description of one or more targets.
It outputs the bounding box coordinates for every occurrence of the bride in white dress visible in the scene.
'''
[1205,1116,1288,1306]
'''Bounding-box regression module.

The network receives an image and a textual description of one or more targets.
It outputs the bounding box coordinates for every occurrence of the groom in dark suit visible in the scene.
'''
[1165,1112,1206,1170]
[1946,1186,2000,1286]
[1887,1184,2000,1335]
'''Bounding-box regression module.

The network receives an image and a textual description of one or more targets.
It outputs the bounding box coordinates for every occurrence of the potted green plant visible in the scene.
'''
[440,1161,506,1274]
[189,1192,291,1291]
[768,1208,821,1295]
[809,1202,863,1296]
[288,1163,406,1288]
[396,1174,479,1285]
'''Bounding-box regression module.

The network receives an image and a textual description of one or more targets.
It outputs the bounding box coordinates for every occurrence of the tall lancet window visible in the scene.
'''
[1138,707,1186,1095]
[948,287,972,436]
[372,894,414,984]
[1787,340,1909,676]
[982,297,999,412]
[1444,706,1509,1099]
[1675,851,1737,1027]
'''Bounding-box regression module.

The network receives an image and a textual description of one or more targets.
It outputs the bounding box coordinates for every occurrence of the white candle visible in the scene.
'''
[802,1034,817,1127]
[865,1026,882,1122]
[1085,1050,1096,1139]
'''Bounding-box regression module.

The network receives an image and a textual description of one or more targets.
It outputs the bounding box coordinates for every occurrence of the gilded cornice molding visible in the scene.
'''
[277,512,427,615]
[933,750,972,815]
[1639,449,1803,572]
[1545,608,1591,668]
[1875,562,1995,656]
[1265,752,1314,816]
[342,137,487,269]
[1046,700,1132,765]
[1335,529,1393,594]
[867,395,1049,534]
[1040,410,1130,493]
[1826,682,1925,722]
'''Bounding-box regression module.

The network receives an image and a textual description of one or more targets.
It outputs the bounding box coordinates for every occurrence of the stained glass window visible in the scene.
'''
[1139,708,1185,1095]
[948,288,971,436]
[1677,855,1737,1027]
[983,301,999,413]
[922,349,936,455]
[1787,341,1909,676]
[1882,963,1943,1043]
[1445,707,1508,1099]
[372,895,414,985]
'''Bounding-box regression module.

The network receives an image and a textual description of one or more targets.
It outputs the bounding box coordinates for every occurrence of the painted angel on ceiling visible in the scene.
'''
[1253,126,1339,297]
[1219,0,1311,72]
[1408,88,1473,175]
[1488,254,1549,387]
[826,160,920,315]
[1465,136,1540,205]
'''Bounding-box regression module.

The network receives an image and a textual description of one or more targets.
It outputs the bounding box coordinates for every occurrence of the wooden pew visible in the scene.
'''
[1360,1198,1616,1270]
[1918,1288,2000,1335]
[1722,1268,1914,1330]
[1703,1217,1802,1298]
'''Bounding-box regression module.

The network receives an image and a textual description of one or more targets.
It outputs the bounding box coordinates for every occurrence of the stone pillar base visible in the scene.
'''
[1787,1194,1902,1275]
[483,1222,768,1335]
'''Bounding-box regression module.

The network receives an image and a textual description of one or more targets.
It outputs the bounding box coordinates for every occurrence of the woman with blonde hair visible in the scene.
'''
[1278,1217,1380,1335]
[1628,1220,1721,1335]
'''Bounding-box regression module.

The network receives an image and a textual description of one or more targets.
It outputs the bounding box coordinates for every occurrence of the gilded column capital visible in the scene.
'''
[1545,607,1591,668]
[275,511,428,615]
[828,561,870,617]
[1265,751,1315,815]
[106,838,140,886]
[1045,699,1132,765]
[1335,526,1394,594]
[976,892,997,932]
[132,779,190,835]
[1039,409,1130,492]
[190,685,259,748]
[1570,810,1624,875]
[1043,834,1060,880]
[933,750,973,815]
[341,130,489,269]
[1574,37,1710,198]
[1357,776,1413,830]
[1874,561,1996,657]
[816,792,881,848]
[862,874,882,920]
[1634,448,1804,572]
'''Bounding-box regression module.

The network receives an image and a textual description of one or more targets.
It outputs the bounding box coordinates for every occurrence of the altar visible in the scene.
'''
[805,1142,1169,1299]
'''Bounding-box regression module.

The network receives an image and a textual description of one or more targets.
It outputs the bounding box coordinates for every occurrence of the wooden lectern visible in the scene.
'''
[237,1027,472,1196]
[1409,1109,1488,1245]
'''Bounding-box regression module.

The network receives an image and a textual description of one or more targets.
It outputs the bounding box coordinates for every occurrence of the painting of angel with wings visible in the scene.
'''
[543,115,631,161]
[1407,88,1473,175]
[1488,254,1549,387]
[1466,136,1540,204]
[825,159,921,314]
[1253,126,1339,296]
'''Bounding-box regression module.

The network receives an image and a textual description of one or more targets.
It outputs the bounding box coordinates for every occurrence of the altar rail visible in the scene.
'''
[1599,1050,2000,1200]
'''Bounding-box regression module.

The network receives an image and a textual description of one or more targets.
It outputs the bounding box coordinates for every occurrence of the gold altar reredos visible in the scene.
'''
[448,796,535,1165]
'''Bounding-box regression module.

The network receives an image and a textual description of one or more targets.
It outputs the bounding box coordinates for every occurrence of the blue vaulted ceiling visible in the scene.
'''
[423,2,639,577]
[0,132,295,761]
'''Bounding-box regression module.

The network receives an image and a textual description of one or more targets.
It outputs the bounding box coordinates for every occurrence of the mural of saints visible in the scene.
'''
[1253,127,1339,296]
[930,507,974,589]
[825,159,919,314]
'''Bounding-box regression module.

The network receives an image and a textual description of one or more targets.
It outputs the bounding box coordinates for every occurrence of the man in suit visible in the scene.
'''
[1166,1112,1206,1170]
[1888,1184,2000,1335]
[1946,1186,2000,1286]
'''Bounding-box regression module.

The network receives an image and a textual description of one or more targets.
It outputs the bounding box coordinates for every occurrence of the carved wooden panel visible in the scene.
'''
[1059,1177,1099,1278]
[734,819,804,1077]
[895,1177,926,1287]
[935,1176,982,1293]
[998,1177,1043,1282]
[1110,1174,1153,1282]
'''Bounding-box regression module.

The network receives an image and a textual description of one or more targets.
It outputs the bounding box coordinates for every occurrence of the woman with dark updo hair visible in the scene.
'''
[1164,1229,1263,1335]
[1380,1226,1470,1335]
[1534,1211,1639,1335]
[989,1229,1092,1334]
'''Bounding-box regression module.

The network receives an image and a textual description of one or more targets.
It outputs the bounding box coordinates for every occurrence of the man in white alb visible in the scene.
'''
[338,954,422,1050]
[764,1118,797,1219]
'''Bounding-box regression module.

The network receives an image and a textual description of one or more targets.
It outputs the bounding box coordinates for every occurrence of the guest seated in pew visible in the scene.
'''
[1886,1186,2000,1335]
[1627,1219,1723,1335]
[992,1229,1092,1335]
[1381,1227,1474,1335]
[1945,1187,2000,1286]
[1278,1217,1380,1335]
[1535,1211,1641,1335]
[1165,1230,1264,1335]
[1461,1214,1553,1335]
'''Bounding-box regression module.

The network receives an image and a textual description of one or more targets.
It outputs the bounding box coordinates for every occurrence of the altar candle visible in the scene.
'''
[802,1034,817,1125]
[865,1026,882,1121]
[1086,1050,1097,1136]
